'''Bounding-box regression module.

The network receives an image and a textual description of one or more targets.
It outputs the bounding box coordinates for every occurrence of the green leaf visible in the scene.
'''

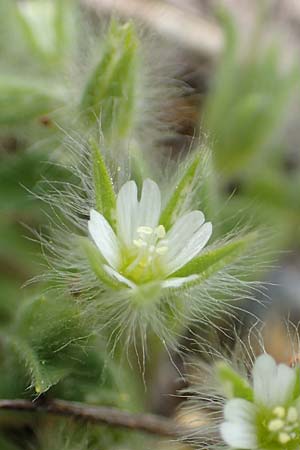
[9,295,89,393]
[160,153,202,230]
[204,11,299,175]
[81,20,139,140]
[8,336,69,394]
[90,140,116,227]
[216,361,253,401]
[172,233,255,279]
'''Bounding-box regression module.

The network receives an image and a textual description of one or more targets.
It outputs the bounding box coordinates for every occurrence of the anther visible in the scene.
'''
[287,407,298,423]
[278,432,291,444]
[133,239,147,248]
[156,246,168,255]
[268,419,284,432]
[155,225,166,238]
[273,406,285,419]
[137,226,153,235]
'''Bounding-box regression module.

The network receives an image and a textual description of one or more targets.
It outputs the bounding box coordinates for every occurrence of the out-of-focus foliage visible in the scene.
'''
[202,11,300,255]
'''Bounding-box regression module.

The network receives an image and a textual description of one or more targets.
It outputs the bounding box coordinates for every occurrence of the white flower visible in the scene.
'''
[221,354,300,449]
[88,178,212,289]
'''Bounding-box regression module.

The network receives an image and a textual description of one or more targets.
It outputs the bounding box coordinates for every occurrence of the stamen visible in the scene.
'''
[287,407,298,423]
[156,246,168,255]
[273,406,285,419]
[268,419,284,432]
[278,432,291,444]
[133,239,147,248]
[155,225,166,238]
[137,226,153,235]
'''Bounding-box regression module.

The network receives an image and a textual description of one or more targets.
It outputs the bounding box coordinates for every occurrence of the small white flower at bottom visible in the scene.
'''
[221,354,300,450]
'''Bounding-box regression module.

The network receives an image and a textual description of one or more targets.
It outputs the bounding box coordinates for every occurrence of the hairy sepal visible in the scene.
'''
[81,238,121,289]
[90,140,116,228]
[160,153,202,230]
[216,361,253,401]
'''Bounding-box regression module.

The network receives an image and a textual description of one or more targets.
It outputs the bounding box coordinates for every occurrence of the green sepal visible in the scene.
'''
[81,238,121,290]
[90,139,116,228]
[160,153,202,230]
[216,361,253,401]
[172,233,255,279]
[81,20,139,140]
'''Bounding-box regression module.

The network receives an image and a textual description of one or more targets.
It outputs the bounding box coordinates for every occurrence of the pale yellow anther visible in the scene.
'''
[155,246,168,255]
[268,419,284,432]
[155,225,166,239]
[273,406,285,419]
[133,239,147,248]
[278,432,291,444]
[287,407,298,423]
[137,226,153,235]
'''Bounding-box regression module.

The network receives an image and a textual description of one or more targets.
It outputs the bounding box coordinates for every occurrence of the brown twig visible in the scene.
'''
[0,398,181,437]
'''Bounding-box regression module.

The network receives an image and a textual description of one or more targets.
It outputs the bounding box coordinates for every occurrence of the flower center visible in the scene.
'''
[133,225,168,256]
[267,406,299,445]
[120,225,168,283]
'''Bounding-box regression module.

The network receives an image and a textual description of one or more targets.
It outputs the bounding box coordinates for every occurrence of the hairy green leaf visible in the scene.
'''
[8,336,69,393]
[8,296,89,393]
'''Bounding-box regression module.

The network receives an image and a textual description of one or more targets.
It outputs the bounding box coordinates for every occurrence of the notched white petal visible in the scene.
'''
[88,209,120,269]
[137,179,161,229]
[165,213,212,274]
[224,399,257,423]
[116,180,138,248]
[221,422,258,449]
[253,354,296,407]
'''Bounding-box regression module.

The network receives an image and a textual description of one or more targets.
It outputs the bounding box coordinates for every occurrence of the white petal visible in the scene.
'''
[224,399,257,423]
[253,354,296,407]
[273,363,297,405]
[165,211,212,274]
[221,422,258,449]
[137,179,161,229]
[88,209,120,269]
[161,275,198,289]
[116,180,138,248]
[103,265,136,289]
